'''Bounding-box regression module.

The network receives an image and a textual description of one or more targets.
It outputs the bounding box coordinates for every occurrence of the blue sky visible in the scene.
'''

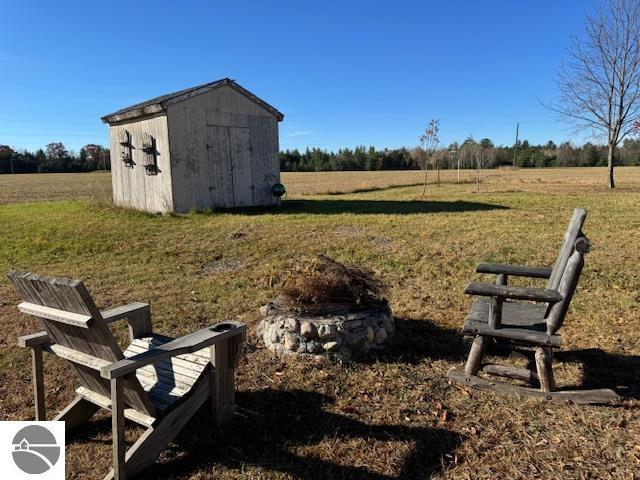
[0,1,592,153]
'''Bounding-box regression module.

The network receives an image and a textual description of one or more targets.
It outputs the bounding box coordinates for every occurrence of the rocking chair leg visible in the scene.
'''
[465,336,486,375]
[535,347,555,392]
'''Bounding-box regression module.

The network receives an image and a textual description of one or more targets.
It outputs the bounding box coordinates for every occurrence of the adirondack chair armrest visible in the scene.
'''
[101,302,150,323]
[101,302,153,340]
[476,263,553,279]
[18,331,51,348]
[100,320,246,379]
[464,282,562,303]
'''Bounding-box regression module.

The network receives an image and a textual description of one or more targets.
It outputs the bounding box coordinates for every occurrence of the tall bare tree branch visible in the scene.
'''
[549,0,640,187]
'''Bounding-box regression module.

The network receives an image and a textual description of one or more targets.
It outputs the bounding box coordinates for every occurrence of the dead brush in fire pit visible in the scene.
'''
[280,255,386,314]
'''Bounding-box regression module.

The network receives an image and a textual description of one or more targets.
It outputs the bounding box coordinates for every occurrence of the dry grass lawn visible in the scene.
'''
[0,167,639,479]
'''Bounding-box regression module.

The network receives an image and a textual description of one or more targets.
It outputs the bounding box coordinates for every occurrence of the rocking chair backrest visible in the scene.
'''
[546,208,587,291]
[545,237,589,334]
[9,271,155,415]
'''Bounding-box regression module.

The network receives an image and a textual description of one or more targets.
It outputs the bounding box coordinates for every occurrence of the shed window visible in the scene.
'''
[140,133,158,175]
[119,130,133,167]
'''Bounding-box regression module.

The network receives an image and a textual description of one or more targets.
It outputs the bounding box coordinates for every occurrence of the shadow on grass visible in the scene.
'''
[232,199,508,216]
[136,389,460,480]
[555,348,640,399]
[358,317,468,365]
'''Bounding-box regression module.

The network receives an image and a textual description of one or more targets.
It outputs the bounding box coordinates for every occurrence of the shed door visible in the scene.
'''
[207,125,234,208]
[207,125,253,208]
[229,127,253,206]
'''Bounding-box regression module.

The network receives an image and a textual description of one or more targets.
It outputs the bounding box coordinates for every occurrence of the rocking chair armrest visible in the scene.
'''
[101,320,246,379]
[476,263,553,279]
[464,282,562,303]
[101,302,150,324]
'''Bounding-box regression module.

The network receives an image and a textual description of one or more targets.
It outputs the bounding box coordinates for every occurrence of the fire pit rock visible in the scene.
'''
[257,301,394,359]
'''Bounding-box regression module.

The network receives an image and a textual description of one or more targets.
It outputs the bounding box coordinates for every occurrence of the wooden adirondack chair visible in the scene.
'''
[447,208,620,404]
[10,271,246,480]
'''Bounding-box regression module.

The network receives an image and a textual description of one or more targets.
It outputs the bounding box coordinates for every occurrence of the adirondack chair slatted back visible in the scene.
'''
[546,208,587,291]
[9,272,155,415]
[545,237,588,334]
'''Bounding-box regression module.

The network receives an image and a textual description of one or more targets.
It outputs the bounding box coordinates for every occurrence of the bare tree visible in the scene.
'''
[552,0,640,188]
[418,119,439,197]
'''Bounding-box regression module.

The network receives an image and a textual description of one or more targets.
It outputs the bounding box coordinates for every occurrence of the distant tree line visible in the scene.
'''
[2,137,640,174]
[0,142,110,174]
[279,138,640,171]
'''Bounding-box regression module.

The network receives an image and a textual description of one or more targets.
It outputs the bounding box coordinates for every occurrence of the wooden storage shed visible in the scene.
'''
[101,78,284,213]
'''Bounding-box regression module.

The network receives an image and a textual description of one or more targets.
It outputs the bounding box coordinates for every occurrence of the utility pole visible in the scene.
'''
[513,122,519,168]
[476,149,481,194]
[450,148,459,183]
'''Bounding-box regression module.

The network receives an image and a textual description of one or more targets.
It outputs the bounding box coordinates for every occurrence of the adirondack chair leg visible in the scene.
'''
[210,336,239,426]
[111,377,126,480]
[31,345,46,421]
[103,378,212,480]
[55,396,101,430]
[535,347,555,392]
[464,336,486,375]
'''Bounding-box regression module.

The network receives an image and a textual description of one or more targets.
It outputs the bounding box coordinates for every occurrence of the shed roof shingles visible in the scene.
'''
[101,78,283,124]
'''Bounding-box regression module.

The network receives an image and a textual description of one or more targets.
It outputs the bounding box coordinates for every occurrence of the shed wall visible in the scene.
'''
[166,84,280,212]
[109,115,174,213]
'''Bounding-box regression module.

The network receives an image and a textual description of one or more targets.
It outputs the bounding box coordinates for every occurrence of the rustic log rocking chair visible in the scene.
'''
[10,271,246,480]
[448,209,620,404]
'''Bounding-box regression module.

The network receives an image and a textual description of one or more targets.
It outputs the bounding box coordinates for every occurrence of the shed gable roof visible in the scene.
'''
[101,78,284,124]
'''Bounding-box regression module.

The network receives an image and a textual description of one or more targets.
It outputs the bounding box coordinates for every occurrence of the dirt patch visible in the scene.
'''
[199,257,246,275]
[334,225,363,237]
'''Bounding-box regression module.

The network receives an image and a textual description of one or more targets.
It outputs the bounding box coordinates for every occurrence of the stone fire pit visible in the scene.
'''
[258,301,394,359]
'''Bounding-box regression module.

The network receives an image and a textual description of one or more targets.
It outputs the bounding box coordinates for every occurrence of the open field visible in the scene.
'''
[2,166,640,205]
[0,168,639,479]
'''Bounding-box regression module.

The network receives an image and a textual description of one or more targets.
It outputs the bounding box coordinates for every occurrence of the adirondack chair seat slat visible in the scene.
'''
[125,344,207,376]
[101,321,245,379]
[123,334,210,412]
[128,337,210,369]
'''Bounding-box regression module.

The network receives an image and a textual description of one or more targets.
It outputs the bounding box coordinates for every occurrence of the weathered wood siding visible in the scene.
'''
[109,115,174,213]
[167,85,280,212]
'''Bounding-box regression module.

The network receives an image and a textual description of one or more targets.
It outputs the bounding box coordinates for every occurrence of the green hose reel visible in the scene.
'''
[271,183,286,197]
